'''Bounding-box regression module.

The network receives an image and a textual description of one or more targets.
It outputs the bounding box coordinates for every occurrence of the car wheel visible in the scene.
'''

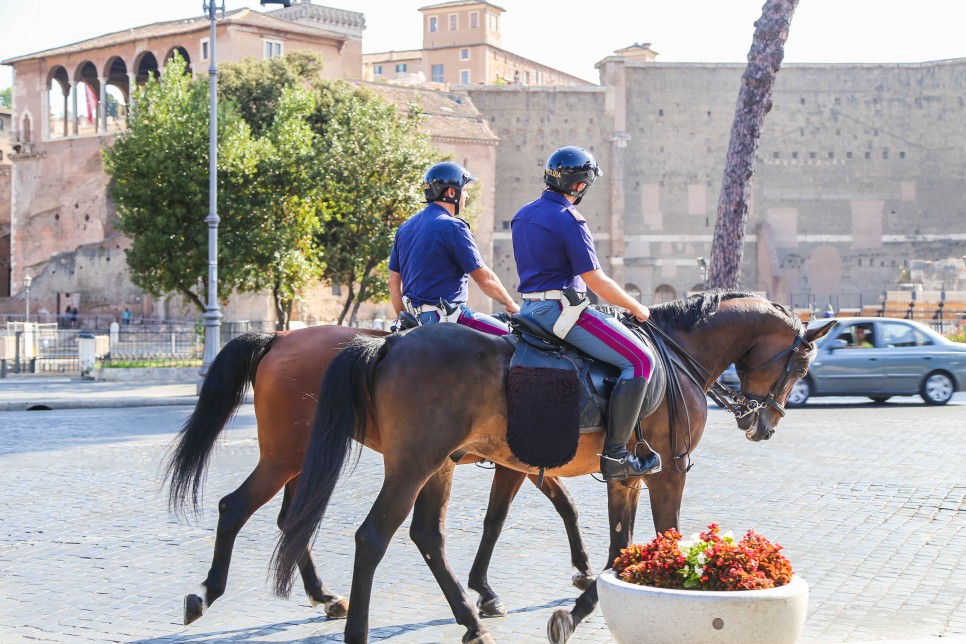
[920,371,954,406]
[786,378,811,408]
[869,396,891,404]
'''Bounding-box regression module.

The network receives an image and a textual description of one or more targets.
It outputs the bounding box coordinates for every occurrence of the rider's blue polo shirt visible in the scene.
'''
[511,190,600,293]
[388,203,485,307]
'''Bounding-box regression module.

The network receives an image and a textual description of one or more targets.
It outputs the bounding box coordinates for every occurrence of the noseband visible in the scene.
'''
[710,335,810,420]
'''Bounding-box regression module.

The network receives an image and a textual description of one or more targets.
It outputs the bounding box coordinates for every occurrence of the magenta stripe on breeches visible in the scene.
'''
[574,313,653,379]
[458,315,509,336]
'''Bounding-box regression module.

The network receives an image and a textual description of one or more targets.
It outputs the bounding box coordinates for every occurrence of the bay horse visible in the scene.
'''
[272,291,833,644]
[163,324,594,626]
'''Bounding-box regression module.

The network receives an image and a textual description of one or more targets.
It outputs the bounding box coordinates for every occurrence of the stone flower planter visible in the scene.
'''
[597,569,808,644]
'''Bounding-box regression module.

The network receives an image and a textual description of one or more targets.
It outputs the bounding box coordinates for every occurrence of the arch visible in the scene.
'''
[72,61,100,137]
[653,283,677,303]
[46,65,71,139]
[102,56,131,132]
[21,113,32,144]
[164,46,192,74]
[134,51,160,86]
[624,283,641,302]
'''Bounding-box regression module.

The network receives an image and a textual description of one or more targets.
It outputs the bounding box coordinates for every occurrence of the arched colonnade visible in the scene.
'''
[41,46,191,140]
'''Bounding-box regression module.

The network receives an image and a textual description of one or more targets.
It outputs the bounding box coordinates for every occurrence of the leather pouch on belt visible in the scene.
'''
[437,298,462,323]
[552,287,590,339]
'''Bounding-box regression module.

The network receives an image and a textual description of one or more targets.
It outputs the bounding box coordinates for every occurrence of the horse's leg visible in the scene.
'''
[467,464,527,617]
[644,467,688,533]
[184,462,290,625]
[530,474,595,591]
[410,460,493,643]
[345,464,490,644]
[547,481,642,644]
[278,478,349,619]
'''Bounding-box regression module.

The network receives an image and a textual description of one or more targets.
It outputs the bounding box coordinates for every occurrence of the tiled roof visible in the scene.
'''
[418,1,505,12]
[360,81,497,143]
[2,8,345,65]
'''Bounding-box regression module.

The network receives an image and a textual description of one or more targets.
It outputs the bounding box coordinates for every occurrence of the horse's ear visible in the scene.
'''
[805,320,835,344]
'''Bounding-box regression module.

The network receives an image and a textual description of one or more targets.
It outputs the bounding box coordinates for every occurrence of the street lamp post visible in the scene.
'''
[198,0,291,382]
[23,273,32,323]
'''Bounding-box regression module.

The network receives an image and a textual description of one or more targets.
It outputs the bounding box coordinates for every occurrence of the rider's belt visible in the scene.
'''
[521,290,585,301]
[413,303,442,313]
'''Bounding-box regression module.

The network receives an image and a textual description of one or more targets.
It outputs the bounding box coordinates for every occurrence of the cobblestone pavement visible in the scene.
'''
[0,394,964,643]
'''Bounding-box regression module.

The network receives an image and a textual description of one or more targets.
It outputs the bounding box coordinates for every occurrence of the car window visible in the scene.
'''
[879,321,932,347]
[837,323,875,348]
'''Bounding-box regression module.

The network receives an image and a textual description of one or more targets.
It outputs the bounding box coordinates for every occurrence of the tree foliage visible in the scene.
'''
[314,87,437,325]
[103,55,266,311]
[708,0,799,289]
[0,86,11,108]
[104,51,440,328]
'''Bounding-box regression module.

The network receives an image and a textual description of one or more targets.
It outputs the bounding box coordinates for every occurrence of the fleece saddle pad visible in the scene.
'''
[504,318,667,470]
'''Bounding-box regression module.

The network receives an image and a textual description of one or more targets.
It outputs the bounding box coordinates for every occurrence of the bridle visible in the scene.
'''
[708,335,811,420]
[644,320,812,421]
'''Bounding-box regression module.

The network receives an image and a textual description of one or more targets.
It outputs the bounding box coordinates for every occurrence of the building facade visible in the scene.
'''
[364,0,591,88]
[2,1,965,322]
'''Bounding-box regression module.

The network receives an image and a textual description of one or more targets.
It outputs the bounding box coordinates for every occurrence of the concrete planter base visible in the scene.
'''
[597,569,808,644]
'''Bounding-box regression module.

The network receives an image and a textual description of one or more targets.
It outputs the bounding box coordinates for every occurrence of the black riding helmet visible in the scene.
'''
[544,146,603,205]
[423,161,477,215]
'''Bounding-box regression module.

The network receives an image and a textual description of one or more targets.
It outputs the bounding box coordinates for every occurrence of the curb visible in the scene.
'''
[0,396,201,412]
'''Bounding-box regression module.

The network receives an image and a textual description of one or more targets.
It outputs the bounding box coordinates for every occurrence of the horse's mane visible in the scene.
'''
[650,289,803,334]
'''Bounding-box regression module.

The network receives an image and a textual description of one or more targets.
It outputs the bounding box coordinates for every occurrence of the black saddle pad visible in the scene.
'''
[506,365,581,469]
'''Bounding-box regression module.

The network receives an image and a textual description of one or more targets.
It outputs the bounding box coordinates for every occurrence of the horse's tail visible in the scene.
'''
[163,330,275,519]
[271,334,388,597]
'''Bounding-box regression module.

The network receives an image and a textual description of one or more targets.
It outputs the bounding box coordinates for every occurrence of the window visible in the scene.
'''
[431,64,444,83]
[487,12,499,31]
[449,14,458,30]
[470,11,479,28]
[460,70,471,85]
[429,16,437,32]
[263,40,283,59]
[395,63,407,73]
[201,38,210,61]
[374,65,382,75]
[460,48,470,61]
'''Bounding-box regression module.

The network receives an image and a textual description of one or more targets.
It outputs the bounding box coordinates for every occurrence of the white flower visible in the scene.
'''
[695,566,704,577]
[696,552,706,565]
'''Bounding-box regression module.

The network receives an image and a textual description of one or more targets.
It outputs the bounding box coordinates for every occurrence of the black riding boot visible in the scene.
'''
[600,377,662,481]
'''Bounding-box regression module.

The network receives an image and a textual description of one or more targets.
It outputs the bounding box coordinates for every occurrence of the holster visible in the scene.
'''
[436,298,462,323]
[552,287,590,339]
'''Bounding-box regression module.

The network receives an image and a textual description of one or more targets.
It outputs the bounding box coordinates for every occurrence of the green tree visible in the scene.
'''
[218,51,326,137]
[708,0,799,289]
[0,86,11,108]
[314,88,437,325]
[103,55,267,311]
[240,87,324,330]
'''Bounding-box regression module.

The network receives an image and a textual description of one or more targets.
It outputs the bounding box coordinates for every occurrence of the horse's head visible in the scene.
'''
[732,317,834,442]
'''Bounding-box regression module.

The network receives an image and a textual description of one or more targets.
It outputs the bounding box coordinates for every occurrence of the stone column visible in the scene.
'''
[70,81,79,135]
[62,87,69,137]
[41,86,49,139]
[99,76,108,133]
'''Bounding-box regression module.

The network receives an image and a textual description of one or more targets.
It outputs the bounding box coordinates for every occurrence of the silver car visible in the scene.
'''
[785,317,966,406]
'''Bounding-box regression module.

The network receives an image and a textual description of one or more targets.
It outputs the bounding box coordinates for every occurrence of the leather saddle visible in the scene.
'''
[507,314,666,431]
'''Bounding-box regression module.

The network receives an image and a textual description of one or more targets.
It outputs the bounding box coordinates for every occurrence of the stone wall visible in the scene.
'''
[468,58,966,309]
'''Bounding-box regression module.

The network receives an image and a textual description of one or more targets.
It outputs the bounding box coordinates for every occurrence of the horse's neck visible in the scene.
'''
[675,310,764,382]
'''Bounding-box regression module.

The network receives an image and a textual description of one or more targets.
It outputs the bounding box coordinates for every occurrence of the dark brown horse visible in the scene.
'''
[164,325,594,625]
[272,291,833,644]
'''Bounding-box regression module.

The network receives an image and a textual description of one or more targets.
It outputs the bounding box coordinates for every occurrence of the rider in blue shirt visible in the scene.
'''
[389,161,519,335]
[511,146,661,482]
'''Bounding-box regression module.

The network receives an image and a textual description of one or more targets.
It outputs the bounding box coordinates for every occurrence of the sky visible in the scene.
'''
[2,0,966,90]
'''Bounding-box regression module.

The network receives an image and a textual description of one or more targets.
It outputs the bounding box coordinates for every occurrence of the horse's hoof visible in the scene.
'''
[477,595,507,618]
[547,608,574,644]
[184,594,205,625]
[571,571,596,591]
[463,630,495,644]
[323,596,349,619]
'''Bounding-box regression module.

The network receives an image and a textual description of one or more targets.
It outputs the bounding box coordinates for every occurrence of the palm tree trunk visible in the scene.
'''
[708,0,799,289]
